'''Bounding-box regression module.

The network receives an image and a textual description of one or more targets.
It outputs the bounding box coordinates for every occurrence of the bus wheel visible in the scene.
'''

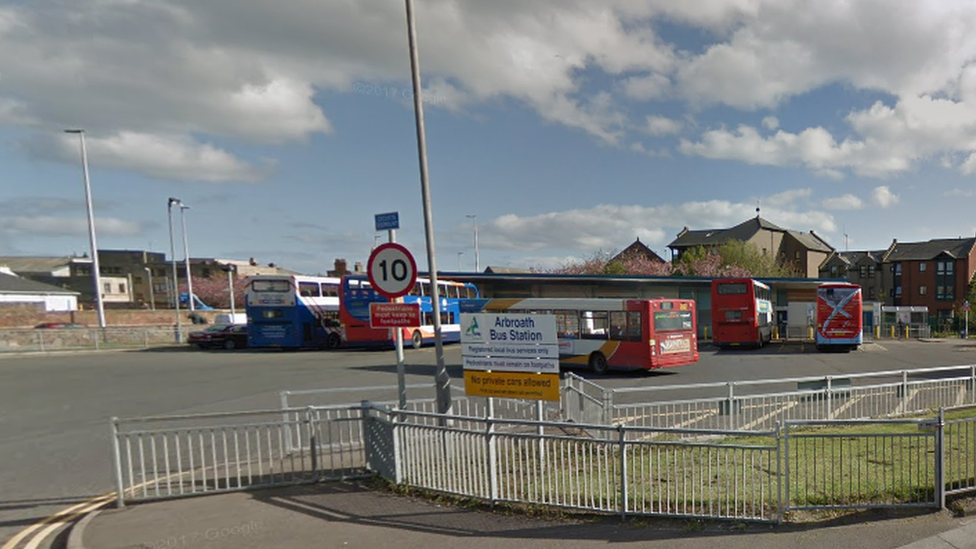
[588,353,608,375]
[326,332,341,349]
[412,331,423,350]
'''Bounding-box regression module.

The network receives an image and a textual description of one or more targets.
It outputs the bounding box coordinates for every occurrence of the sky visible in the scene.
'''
[2,1,976,275]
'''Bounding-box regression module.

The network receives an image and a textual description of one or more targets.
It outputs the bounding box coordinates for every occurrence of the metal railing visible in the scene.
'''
[367,405,781,521]
[111,407,369,506]
[593,365,976,432]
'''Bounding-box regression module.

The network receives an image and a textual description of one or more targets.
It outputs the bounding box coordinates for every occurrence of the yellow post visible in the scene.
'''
[904,325,909,339]
[891,326,895,338]
[875,325,880,339]
[774,326,779,340]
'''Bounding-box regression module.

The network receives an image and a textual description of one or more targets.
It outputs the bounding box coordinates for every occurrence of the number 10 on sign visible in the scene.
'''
[367,243,418,299]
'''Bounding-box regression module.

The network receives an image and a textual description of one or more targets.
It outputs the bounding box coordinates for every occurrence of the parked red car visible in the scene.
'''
[187,324,249,350]
[34,322,88,329]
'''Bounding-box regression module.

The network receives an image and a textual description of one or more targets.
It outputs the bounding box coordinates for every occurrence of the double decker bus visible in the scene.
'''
[816,282,862,352]
[338,274,480,349]
[245,274,342,349]
[711,278,773,348]
[464,297,698,374]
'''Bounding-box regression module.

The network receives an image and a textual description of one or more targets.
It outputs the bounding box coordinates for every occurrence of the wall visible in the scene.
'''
[0,304,231,328]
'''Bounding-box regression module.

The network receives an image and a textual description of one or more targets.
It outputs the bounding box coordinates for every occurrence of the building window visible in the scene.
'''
[895,286,902,297]
[919,285,927,296]
[859,265,867,278]
[919,262,927,272]
[830,265,838,277]
[868,265,875,277]
[868,287,876,299]
[936,260,955,300]
[103,282,111,293]
[118,283,126,293]
[794,251,801,259]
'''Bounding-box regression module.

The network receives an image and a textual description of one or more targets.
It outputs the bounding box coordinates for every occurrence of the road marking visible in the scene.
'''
[1,494,114,549]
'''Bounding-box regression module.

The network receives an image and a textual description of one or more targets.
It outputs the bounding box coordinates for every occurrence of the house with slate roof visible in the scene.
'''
[667,216,835,278]
[0,269,79,311]
[610,238,666,265]
[818,249,888,301]
[881,237,976,324]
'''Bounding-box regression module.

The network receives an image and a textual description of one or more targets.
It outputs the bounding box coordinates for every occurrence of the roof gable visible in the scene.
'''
[885,238,976,261]
[0,272,79,295]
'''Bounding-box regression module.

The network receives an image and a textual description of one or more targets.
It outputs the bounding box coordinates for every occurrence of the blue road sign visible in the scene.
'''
[375,212,400,231]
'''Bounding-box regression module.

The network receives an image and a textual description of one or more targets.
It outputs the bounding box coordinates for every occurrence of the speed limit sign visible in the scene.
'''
[367,243,418,299]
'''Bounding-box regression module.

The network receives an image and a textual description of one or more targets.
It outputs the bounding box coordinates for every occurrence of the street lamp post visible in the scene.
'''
[457,251,463,270]
[144,267,155,310]
[466,214,479,272]
[178,203,194,312]
[65,129,106,328]
[222,265,236,316]
[167,198,183,342]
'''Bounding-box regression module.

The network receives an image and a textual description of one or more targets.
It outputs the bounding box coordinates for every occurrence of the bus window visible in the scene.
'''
[252,280,290,292]
[654,310,693,332]
[627,311,642,341]
[410,282,421,296]
[299,282,320,297]
[610,311,627,340]
[421,282,431,297]
[322,284,338,297]
[555,310,579,338]
[581,311,608,339]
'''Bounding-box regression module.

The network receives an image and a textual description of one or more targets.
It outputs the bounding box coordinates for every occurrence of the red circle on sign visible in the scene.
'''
[367,243,418,299]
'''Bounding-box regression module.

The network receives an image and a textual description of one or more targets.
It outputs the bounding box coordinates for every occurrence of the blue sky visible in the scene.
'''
[2,1,976,275]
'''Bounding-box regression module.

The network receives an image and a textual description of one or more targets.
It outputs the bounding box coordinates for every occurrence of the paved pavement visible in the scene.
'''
[72,481,976,549]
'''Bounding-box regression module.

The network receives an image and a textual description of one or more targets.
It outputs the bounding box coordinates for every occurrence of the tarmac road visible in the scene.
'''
[2,339,974,547]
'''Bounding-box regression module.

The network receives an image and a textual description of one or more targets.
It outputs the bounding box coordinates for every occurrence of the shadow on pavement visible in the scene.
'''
[249,481,943,544]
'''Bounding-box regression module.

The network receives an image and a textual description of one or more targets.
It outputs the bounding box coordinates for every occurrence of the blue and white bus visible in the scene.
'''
[245,274,342,349]
[338,274,480,349]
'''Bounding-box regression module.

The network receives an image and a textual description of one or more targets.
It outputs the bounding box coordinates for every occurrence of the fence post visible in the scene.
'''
[935,408,946,509]
[775,421,783,524]
[306,407,319,482]
[826,376,833,420]
[393,408,403,485]
[487,400,497,507]
[782,421,790,517]
[110,417,126,508]
[902,371,909,415]
[727,382,735,431]
[603,387,614,426]
[971,365,976,405]
[280,391,294,453]
[618,424,627,520]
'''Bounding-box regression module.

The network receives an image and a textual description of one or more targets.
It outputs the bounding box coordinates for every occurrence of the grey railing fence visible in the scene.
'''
[110,371,976,521]
[0,326,182,352]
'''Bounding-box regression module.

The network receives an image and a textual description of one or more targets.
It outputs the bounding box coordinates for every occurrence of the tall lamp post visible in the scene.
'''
[178,202,194,312]
[456,251,463,271]
[167,198,183,342]
[466,214,479,272]
[144,267,155,310]
[222,264,236,316]
[65,129,106,328]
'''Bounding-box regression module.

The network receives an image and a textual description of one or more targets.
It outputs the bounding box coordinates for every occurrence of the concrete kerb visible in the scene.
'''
[66,509,102,549]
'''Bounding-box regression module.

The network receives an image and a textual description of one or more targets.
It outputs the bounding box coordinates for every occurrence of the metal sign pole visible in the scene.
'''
[390,228,407,409]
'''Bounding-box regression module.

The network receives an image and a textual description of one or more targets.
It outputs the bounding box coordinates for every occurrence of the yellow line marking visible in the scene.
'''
[1,494,114,549]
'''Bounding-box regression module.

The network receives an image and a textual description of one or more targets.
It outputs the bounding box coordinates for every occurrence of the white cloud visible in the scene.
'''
[822,194,864,210]
[945,188,976,197]
[57,132,271,183]
[872,186,900,208]
[961,152,976,175]
[0,215,142,237]
[643,115,683,136]
[762,116,779,130]
[480,196,836,253]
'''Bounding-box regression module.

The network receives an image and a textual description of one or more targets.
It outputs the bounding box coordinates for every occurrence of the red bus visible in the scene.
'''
[469,297,698,374]
[816,283,862,352]
[711,278,773,348]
